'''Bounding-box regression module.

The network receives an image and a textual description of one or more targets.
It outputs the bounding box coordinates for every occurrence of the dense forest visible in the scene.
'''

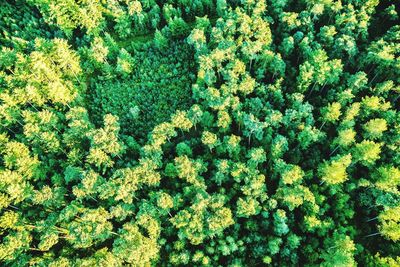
[0,0,399,266]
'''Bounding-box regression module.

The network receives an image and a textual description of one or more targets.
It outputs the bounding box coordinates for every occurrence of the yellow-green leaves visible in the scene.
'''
[363,118,388,139]
[379,206,400,242]
[217,110,232,130]
[276,185,315,211]
[319,154,352,185]
[89,37,109,64]
[373,166,400,194]
[156,192,174,210]
[0,211,21,232]
[113,221,159,265]
[171,110,193,131]
[321,234,356,267]
[236,197,260,217]
[238,74,256,95]
[35,0,104,36]
[361,96,391,114]
[353,140,382,166]
[1,38,81,110]
[282,165,304,185]
[22,109,61,153]
[247,147,266,169]
[201,131,220,151]
[297,49,343,92]
[116,49,134,76]
[170,194,233,245]
[336,128,356,147]
[321,102,342,123]
[174,155,206,188]
[38,233,59,251]
[0,230,32,262]
[67,207,112,249]
[72,170,104,200]
[86,114,124,172]
[127,0,142,15]
[1,0,399,265]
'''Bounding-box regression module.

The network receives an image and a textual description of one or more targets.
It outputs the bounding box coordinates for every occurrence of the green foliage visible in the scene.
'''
[170,193,234,245]
[112,221,159,264]
[353,140,382,166]
[320,233,357,267]
[363,118,388,139]
[88,40,195,141]
[0,0,399,266]
[319,154,352,185]
[321,102,342,123]
[378,206,400,242]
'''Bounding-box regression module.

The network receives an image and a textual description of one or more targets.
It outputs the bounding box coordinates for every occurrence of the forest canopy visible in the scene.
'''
[0,0,399,266]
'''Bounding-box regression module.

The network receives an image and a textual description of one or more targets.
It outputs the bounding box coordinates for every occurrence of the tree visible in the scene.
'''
[86,114,124,172]
[170,194,234,245]
[242,113,267,143]
[363,118,388,140]
[319,154,352,185]
[223,135,241,159]
[176,142,193,157]
[174,155,207,188]
[112,221,159,265]
[75,248,122,266]
[297,49,343,93]
[320,233,356,267]
[32,0,104,36]
[275,185,315,211]
[89,37,109,64]
[321,102,342,124]
[275,161,304,185]
[373,166,400,194]
[0,230,32,262]
[353,140,382,166]
[216,0,227,17]
[171,111,193,131]
[246,147,266,169]
[371,253,400,267]
[236,197,261,218]
[66,207,113,249]
[334,128,356,148]
[0,0,399,265]
[155,192,174,210]
[188,28,207,55]
[270,134,289,159]
[378,206,400,242]
[72,170,105,200]
[154,29,168,50]
[116,49,134,76]
[280,36,295,56]
[201,131,220,152]
[217,110,231,130]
